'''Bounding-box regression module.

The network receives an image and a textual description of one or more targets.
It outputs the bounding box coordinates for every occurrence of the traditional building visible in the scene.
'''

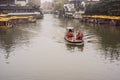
[0,0,28,6]
[68,0,99,11]
[68,0,85,11]
[0,0,15,5]
[0,0,41,13]
[15,0,28,6]
[0,0,41,6]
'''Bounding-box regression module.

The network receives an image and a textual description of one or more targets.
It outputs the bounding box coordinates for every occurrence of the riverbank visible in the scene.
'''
[0,14,43,29]
[80,15,120,26]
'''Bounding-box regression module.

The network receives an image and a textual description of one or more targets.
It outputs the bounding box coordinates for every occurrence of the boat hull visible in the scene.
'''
[0,25,12,29]
[64,37,84,46]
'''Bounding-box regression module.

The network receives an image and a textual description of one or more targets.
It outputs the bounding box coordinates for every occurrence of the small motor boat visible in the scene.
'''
[64,27,84,45]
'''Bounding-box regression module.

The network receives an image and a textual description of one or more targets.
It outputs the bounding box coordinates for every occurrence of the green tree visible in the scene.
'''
[53,0,68,10]
[85,0,120,16]
[54,2,62,10]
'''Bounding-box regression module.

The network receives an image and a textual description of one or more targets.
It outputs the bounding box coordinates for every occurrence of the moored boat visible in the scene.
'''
[10,16,36,23]
[0,18,13,29]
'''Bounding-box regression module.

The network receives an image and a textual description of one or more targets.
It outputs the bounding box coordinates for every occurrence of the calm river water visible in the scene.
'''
[0,14,120,80]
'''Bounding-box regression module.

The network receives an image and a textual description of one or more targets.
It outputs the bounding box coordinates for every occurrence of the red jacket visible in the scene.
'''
[76,33,83,39]
[66,32,73,38]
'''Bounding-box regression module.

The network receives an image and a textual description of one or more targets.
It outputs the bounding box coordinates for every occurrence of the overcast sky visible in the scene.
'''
[41,0,52,3]
[41,0,100,3]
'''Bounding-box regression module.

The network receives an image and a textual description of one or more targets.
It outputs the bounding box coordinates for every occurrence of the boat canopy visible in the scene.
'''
[0,14,8,17]
[10,16,34,20]
[66,27,74,32]
[0,18,10,22]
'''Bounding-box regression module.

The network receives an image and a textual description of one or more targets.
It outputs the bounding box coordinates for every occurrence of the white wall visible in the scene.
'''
[15,0,28,6]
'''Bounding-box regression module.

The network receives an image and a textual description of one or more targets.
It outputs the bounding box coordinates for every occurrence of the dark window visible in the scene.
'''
[0,0,15,4]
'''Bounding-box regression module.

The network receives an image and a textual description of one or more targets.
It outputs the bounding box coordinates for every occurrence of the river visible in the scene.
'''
[0,14,120,80]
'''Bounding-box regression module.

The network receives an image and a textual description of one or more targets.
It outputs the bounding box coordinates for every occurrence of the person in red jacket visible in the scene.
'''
[76,32,83,40]
[66,32,73,38]
[66,29,74,38]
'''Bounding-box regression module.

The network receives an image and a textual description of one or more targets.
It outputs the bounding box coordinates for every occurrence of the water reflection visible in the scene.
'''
[87,23,120,61]
[0,29,15,59]
[65,44,84,52]
[0,22,41,60]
